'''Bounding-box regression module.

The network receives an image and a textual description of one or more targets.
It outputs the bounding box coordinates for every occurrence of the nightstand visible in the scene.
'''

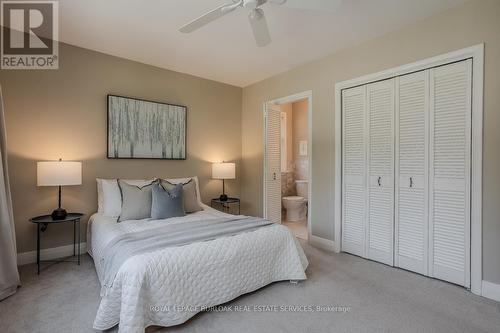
[29,213,84,274]
[211,197,240,215]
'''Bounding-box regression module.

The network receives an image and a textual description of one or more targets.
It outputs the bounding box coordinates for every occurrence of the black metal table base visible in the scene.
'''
[36,219,81,274]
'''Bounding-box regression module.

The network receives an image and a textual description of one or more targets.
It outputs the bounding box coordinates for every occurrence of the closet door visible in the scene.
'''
[429,60,472,287]
[264,106,282,224]
[366,79,395,265]
[342,86,367,257]
[395,71,429,274]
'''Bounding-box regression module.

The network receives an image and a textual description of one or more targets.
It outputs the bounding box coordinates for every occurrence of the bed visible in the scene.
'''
[87,202,308,332]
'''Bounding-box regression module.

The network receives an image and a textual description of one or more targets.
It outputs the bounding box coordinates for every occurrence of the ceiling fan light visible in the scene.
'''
[243,0,259,10]
[249,8,264,20]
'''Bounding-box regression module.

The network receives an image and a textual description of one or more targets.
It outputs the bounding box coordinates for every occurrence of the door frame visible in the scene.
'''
[263,90,313,238]
[334,44,484,295]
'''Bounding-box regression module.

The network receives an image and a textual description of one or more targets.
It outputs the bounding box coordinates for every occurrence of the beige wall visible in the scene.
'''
[0,43,242,253]
[241,0,500,284]
[292,99,308,180]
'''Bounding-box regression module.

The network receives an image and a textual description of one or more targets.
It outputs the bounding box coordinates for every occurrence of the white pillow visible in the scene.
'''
[101,180,122,217]
[96,178,154,217]
[97,179,104,213]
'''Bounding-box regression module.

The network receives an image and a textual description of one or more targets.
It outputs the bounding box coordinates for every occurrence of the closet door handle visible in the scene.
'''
[377,176,381,187]
[409,177,413,188]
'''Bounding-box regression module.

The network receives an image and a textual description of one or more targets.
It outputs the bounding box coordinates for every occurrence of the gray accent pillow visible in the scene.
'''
[160,178,202,213]
[117,180,153,222]
[151,183,186,220]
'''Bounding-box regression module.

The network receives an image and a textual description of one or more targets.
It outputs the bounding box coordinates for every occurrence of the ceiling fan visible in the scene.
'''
[179,0,342,47]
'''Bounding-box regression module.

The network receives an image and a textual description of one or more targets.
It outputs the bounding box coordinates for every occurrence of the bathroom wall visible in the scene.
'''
[280,103,295,197]
[281,172,295,197]
[280,100,308,196]
[292,100,308,180]
[281,103,294,172]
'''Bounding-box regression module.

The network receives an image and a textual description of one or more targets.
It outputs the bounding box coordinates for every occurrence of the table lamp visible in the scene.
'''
[212,162,235,201]
[37,159,82,220]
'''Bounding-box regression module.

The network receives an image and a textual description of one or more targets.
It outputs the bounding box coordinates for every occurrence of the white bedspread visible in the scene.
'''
[87,205,308,332]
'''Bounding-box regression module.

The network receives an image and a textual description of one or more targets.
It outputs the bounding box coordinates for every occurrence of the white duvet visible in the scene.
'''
[87,204,308,332]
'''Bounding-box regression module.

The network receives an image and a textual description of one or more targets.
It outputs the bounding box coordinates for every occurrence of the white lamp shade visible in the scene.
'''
[37,161,82,186]
[212,162,236,180]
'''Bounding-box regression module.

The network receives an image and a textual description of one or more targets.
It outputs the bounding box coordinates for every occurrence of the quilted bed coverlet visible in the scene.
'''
[88,206,308,332]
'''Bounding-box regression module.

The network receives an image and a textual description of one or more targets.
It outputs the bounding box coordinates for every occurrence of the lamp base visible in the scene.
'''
[219,194,228,202]
[51,208,67,220]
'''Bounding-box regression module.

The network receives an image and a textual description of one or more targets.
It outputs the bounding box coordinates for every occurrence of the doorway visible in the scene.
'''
[263,91,312,240]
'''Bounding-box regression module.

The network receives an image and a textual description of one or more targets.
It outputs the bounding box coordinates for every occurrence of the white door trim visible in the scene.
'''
[334,44,484,295]
[482,281,500,302]
[263,90,313,238]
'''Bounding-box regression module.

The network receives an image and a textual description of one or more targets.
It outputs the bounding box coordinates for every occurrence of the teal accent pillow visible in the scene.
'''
[151,182,186,220]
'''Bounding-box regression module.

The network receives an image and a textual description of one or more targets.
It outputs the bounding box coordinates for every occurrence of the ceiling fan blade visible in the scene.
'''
[269,0,342,12]
[179,3,239,33]
[248,9,271,47]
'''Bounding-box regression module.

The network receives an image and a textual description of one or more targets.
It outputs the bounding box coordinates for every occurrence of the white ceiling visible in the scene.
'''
[58,0,467,87]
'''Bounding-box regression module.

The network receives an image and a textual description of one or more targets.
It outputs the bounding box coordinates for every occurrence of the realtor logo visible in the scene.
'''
[1,0,58,69]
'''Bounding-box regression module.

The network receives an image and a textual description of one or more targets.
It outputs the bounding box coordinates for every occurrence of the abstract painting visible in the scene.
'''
[107,95,186,159]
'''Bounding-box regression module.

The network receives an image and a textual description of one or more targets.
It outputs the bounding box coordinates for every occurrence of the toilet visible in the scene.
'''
[282,180,308,222]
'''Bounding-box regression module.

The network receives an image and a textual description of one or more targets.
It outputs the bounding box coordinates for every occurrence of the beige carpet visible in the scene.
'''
[1,241,500,333]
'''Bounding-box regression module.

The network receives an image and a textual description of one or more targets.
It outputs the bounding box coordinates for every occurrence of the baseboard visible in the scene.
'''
[309,235,336,252]
[482,280,500,302]
[17,242,87,266]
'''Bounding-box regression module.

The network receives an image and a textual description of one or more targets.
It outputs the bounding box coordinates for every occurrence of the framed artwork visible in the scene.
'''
[107,95,187,159]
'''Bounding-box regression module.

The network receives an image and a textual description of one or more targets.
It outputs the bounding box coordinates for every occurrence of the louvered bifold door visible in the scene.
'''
[395,71,429,274]
[264,106,282,224]
[429,60,472,287]
[342,86,367,257]
[366,79,395,266]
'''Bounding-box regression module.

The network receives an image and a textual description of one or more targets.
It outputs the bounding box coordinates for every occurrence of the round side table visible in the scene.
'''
[29,213,84,274]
